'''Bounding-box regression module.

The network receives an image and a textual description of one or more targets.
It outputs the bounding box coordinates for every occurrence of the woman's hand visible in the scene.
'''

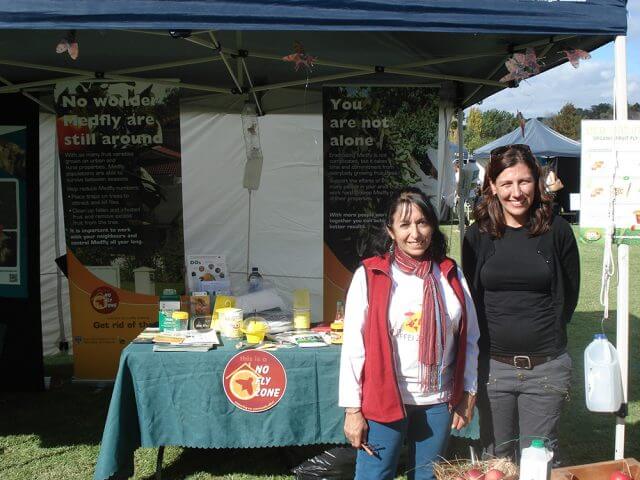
[344,409,368,448]
[451,392,476,430]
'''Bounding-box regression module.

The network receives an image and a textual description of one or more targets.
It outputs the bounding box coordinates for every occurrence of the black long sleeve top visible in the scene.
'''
[462,215,580,356]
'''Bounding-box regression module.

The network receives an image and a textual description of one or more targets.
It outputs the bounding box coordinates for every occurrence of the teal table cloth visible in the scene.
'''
[94,342,345,480]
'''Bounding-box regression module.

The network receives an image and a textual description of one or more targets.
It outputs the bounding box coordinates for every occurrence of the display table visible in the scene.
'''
[94,342,345,480]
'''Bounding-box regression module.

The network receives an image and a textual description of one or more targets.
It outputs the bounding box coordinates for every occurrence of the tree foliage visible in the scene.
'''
[547,103,581,140]
[544,102,640,140]
[464,107,518,152]
[457,102,640,155]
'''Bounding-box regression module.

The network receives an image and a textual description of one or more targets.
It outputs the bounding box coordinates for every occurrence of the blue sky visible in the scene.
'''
[476,2,639,117]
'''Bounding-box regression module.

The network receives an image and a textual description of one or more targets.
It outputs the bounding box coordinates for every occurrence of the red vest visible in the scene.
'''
[360,253,468,423]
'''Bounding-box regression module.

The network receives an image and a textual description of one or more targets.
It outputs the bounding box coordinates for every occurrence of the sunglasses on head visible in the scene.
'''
[490,143,532,160]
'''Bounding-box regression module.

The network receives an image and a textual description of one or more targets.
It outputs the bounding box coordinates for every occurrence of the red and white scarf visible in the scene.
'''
[393,244,447,393]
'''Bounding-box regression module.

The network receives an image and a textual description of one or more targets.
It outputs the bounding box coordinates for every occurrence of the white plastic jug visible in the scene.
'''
[520,439,553,480]
[584,333,623,412]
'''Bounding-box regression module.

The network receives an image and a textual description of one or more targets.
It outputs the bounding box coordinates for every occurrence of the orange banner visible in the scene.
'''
[67,251,158,380]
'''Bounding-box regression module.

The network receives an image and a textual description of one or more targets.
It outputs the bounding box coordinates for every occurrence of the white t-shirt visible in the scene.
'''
[338,262,480,407]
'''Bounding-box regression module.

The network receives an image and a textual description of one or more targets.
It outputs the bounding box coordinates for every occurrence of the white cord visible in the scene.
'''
[599,137,620,326]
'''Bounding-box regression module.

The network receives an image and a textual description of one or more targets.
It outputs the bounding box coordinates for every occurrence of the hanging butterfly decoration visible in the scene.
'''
[516,111,526,138]
[56,30,79,60]
[500,48,541,84]
[562,49,591,69]
[282,41,317,72]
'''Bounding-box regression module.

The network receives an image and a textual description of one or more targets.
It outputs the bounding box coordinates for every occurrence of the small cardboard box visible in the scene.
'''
[551,458,639,480]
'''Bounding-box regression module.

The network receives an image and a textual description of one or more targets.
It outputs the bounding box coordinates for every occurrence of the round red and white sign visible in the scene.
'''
[90,286,119,314]
[222,350,287,412]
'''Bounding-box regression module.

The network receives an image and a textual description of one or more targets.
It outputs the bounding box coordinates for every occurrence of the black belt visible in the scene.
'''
[490,353,558,370]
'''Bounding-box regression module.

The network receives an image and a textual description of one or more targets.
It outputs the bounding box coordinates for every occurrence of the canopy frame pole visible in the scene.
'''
[0,31,578,102]
[0,74,229,96]
[0,58,96,77]
[384,67,504,87]
[0,75,93,94]
[103,74,230,94]
[110,56,222,75]
[0,59,231,95]
[208,31,244,95]
[251,70,374,93]
[0,74,55,113]
[240,58,263,116]
[613,34,628,461]
[228,48,503,87]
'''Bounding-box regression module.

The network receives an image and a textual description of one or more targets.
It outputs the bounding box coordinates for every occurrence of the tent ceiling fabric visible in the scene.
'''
[473,118,581,159]
[0,1,627,34]
[0,28,625,109]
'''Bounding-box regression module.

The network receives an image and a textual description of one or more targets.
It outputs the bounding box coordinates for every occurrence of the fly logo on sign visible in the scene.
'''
[222,350,287,412]
[90,286,120,314]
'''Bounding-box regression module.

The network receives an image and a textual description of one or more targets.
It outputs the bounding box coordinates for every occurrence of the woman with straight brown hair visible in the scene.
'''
[462,144,579,464]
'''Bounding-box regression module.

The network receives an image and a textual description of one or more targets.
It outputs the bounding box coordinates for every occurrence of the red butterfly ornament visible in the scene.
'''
[282,41,317,72]
[55,30,79,60]
[500,48,540,83]
[562,49,591,68]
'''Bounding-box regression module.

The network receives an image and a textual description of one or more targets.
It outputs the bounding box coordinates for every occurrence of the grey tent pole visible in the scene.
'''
[246,190,252,279]
[53,143,68,352]
[613,34,629,461]
[456,109,465,254]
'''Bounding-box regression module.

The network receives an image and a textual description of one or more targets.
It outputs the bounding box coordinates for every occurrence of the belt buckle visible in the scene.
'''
[513,355,532,369]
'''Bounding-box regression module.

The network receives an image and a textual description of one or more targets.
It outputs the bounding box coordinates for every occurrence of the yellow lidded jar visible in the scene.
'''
[330,320,344,344]
[171,311,189,331]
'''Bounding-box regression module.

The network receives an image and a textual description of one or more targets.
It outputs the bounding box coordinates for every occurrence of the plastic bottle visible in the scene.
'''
[293,288,311,329]
[519,439,553,480]
[330,301,345,344]
[247,267,263,293]
[584,333,623,412]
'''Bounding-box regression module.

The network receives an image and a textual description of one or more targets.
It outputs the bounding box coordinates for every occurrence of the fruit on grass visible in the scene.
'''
[465,468,485,480]
[485,469,505,480]
[609,471,632,480]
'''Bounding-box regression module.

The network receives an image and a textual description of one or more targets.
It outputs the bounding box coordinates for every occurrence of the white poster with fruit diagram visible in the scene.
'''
[580,120,640,245]
[186,254,229,295]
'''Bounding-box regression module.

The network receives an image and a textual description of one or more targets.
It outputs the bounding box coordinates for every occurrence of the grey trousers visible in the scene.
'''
[477,352,572,464]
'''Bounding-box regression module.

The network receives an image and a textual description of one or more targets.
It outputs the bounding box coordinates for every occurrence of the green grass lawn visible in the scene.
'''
[0,226,638,479]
